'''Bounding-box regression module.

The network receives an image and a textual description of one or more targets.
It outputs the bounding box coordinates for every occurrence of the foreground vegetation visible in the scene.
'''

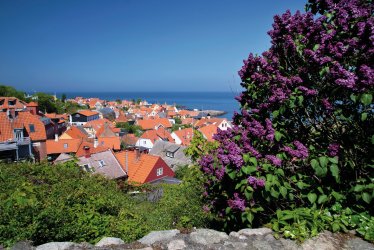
[0,161,208,247]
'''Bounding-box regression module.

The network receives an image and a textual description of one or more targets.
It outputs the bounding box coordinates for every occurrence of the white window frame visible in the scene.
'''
[156,167,163,176]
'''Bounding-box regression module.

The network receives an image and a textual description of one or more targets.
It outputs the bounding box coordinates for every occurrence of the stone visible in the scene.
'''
[11,241,34,250]
[343,238,374,250]
[252,239,274,250]
[189,229,229,245]
[138,229,180,245]
[223,241,249,249]
[95,237,125,247]
[167,239,187,250]
[237,228,273,237]
[35,242,80,250]
[302,231,341,250]
[279,238,300,250]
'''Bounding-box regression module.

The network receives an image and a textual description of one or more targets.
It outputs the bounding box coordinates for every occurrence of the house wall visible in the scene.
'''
[171,133,182,145]
[144,158,174,183]
[135,138,154,149]
[33,141,47,160]
[218,120,231,131]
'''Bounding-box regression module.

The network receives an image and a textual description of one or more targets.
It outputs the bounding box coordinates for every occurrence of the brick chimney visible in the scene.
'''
[84,146,91,158]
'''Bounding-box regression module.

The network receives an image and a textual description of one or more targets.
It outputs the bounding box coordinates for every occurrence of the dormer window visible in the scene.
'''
[156,167,163,176]
[98,160,106,168]
[8,100,16,106]
[64,143,68,148]
[29,124,35,132]
[166,151,174,158]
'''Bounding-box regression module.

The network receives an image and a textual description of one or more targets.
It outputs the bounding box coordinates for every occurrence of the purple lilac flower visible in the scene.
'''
[247,176,266,189]
[227,193,246,211]
[265,119,275,141]
[284,141,309,159]
[203,205,210,213]
[328,143,340,157]
[298,86,318,96]
[265,155,282,166]
[322,98,333,110]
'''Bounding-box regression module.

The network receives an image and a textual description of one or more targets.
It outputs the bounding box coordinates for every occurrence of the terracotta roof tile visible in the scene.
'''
[0,112,47,141]
[75,141,109,157]
[64,126,89,139]
[76,110,99,117]
[46,139,82,154]
[198,124,218,142]
[137,118,172,130]
[173,128,193,145]
[98,137,121,150]
[115,151,160,184]
[0,97,27,110]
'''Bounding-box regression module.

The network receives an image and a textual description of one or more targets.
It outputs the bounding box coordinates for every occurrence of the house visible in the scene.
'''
[55,147,126,180]
[69,110,100,126]
[198,124,218,142]
[121,134,138,148]
[60,126,89,140]
[26,102,39,115]
[96,122,121,151]
[136,118,172,130]
[171,127,194,146]
[115,150,174,184]
[0,111,47,161]
[0,97,27,112]
[194,117,231,131]
[135,128,173,150]
[150,140,192,170]
[46,138,82,160]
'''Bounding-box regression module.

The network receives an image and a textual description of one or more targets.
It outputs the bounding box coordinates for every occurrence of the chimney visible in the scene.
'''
[136,148,141,161]
[84,146,91,158]
[94,138,98,148]
[54,134,59,142]
[125,150,128,174]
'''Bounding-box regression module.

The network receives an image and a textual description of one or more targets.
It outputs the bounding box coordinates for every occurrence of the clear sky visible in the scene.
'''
[0,0,306,92]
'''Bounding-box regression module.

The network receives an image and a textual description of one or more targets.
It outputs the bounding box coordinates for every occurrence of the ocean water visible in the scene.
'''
[59,91,241,120]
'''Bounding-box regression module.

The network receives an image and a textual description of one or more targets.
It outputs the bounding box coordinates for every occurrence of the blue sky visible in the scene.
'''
[0,0,306,92]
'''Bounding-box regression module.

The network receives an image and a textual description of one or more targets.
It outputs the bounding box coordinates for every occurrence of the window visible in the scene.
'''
[166,151,174,158]
[98,160,105,168]
[156,167,163,176]
[81,164,94,173]
[29,124,35,132]
[63,143,68,148]
[143,141,146,145]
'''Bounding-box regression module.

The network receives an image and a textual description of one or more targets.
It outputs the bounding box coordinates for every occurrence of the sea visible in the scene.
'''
[58,91,241,120]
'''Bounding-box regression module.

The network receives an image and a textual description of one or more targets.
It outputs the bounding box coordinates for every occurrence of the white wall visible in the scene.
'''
[135,138,154,149]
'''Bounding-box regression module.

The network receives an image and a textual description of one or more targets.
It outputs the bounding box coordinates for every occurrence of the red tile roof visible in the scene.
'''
[46,139,82,154]
[121,134,138,146]
[98,137,121,150]
[75,141,109,157]
[173,128,193,145]
[76,110,99,117]
[194,118,226,128]
[0,97,27,110]
[0,112,47,141]
[115,151,160,184]
[137,118,172,130]
[198,124,218,142]
[26,102,38,107]
[64,126,88,139]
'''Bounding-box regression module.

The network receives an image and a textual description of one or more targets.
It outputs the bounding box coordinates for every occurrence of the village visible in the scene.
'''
[0,95,231,184]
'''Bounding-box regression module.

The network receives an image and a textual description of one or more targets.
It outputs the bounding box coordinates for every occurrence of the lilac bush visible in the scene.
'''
[200,0,373,232]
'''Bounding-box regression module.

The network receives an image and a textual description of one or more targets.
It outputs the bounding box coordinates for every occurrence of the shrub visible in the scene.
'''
[199,0,373,241]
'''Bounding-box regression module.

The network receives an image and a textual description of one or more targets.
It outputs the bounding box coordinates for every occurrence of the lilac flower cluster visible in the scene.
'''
[247,176,266,189]
[265,155,282,166]
[328,143,340,157]
[227,193,246,211]
[284,141,309,159]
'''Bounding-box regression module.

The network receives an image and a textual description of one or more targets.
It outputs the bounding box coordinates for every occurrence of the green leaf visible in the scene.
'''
[319,156,329,168]
[270,187,279,198]
[332,191,344,201]
[328,157,338,164]
[307,193,317,204]
[298,96,304,106]
[280,187,287,198]
[313,44,320,51]
[311,159,320,169]
[227,170,236,180]
[275,131,282,142]
[362,192,372,204]
[243,154,250,163]
[296,182,310,189]
[330,164,340,183]
[318,195,328,204]
[246,212,254,224]
[241,165,257,175]
[249,157,258,167]
[272,110,279,118]
[332,223,340,232]
[350,94,357,103]
[360,93,372,106]
[361,113,368,121]
[354,185,365,192]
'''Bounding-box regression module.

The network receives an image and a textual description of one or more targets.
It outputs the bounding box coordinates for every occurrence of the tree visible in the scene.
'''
[199,0,374,239]
[35,92,57,113]
[61,93,67,103]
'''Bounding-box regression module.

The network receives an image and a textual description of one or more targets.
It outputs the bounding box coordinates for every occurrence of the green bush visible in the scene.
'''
[0,161,208,247]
